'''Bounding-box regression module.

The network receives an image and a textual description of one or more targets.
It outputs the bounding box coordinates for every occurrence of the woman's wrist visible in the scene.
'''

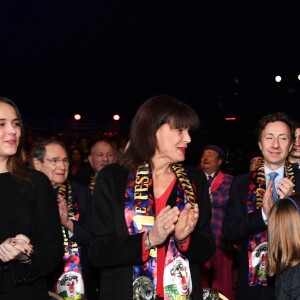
[144,230,155,250]
[174,236,188,245]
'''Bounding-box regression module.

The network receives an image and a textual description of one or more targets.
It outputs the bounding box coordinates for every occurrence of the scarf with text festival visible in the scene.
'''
[247,160,294,286]
[124,162,196,299]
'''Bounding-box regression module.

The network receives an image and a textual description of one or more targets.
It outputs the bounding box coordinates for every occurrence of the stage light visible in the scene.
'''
[275,75,282,83]
[113,114,120,121]
[74,114,81,120]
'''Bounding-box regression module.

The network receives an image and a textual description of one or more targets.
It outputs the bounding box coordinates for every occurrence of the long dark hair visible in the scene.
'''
[121,95,199,169]
[0,97,29,182]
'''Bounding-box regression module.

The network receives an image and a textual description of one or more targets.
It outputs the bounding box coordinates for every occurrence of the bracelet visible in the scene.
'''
[19,259,32,264]
[175,237,188,245]
[146,230,155,249]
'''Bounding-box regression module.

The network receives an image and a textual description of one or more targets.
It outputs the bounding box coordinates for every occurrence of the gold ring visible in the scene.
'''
[163,224,167,230]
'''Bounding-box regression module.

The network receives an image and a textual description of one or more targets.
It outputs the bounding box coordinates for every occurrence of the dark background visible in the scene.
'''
[1,1,299,168]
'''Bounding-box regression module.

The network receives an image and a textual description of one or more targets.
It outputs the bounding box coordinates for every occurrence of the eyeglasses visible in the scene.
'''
[44,158,70,166]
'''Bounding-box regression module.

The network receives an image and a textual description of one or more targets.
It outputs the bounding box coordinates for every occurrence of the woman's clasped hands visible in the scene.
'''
[0,234,33,263]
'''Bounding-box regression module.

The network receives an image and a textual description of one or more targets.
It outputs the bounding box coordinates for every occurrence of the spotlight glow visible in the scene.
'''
[275,75,282,83]
[113,114,120,121]
[74,114,81,120]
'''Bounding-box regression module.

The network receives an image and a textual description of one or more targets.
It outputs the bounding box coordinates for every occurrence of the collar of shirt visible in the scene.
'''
[205,172,215,179]
[264,165,285,186]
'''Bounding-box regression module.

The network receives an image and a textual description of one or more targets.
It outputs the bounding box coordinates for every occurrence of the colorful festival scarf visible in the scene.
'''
[202,288,221,300]
[88,175,96,194]
[51,182,85,300]
[247,160,294,286]
[124,162,196,299]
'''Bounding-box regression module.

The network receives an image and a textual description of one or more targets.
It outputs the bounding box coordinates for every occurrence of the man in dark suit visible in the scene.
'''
[222,112,300,300]
[31,138,98,300]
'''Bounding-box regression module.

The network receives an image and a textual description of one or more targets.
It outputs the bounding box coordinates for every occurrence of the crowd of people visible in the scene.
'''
[1,94,300,300]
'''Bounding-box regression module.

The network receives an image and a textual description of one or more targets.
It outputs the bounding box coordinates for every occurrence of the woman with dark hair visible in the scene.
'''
[0,97,64,299]
[89,95,215,299]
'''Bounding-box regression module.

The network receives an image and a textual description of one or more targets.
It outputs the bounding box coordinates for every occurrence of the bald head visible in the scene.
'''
[88,140,117,174]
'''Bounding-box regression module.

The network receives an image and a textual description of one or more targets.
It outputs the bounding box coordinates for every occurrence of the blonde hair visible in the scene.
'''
[267,194,300,276]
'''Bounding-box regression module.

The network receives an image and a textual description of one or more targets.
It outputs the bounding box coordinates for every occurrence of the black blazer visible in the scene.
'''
[0,168,64,300]
[65,180,92,245]
[68,181,99,300]
[222,170,300,300]
[88,163,216,300]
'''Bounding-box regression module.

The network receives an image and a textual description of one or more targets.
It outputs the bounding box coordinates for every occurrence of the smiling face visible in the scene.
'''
[0,102,21,167]
[258,121,293,170]
[200,149,222,175]
[155,123,191,164]
[33,143,69,188]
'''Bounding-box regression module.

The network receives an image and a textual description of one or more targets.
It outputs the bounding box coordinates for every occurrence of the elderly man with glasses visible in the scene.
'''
[31,138,98,300]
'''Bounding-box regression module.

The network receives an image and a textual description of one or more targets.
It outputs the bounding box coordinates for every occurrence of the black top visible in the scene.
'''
[276,264,300,299]
[0,167,64,300]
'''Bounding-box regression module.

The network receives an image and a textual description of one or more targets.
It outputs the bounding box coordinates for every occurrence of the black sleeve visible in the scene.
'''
[70,181,93,245]
[11,171,64,284]
[88,164,145,269]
